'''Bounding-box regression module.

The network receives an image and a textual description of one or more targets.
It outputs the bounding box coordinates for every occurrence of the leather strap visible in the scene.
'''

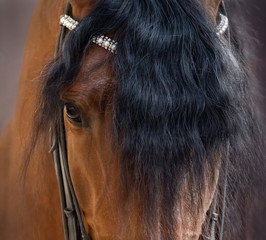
[203,140,229,240]
[50,110,91,240]
[50,2,91,240]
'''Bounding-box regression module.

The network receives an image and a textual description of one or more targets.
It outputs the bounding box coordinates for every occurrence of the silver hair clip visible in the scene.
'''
[59,13,229,53]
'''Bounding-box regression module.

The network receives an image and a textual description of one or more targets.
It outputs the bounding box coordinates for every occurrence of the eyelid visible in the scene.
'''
[63,102,91,129]
[64,103,83,127]
[64,103,81,118]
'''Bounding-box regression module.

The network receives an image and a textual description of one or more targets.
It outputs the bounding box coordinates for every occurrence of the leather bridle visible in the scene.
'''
[50,3,91,240]
[49,2,229,240]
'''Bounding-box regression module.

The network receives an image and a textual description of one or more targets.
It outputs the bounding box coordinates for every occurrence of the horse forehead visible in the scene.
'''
[69,0,97,19]
[65,46,114,105]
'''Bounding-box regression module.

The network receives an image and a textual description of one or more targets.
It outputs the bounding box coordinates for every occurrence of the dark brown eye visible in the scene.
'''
[64,103,82,126]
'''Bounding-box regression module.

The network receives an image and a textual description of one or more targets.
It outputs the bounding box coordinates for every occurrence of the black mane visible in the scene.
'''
[31,0,264,239]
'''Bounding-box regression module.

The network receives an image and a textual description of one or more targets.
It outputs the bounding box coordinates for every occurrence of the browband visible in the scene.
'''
[59,15,118,54]
[59,13,229,54]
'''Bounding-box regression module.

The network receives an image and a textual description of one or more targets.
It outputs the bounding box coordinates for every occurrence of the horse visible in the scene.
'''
[0,0,264,239]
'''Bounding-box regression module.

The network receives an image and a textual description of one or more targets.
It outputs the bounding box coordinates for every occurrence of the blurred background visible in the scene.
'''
[0,0,265,130]
[0,0,37,130]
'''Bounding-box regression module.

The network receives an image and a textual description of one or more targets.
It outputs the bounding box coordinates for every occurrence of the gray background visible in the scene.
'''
[0,0,265,131]
[0,0,37,130]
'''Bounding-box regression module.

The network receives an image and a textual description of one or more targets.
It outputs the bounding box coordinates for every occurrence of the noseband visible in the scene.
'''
[50,2,229,240]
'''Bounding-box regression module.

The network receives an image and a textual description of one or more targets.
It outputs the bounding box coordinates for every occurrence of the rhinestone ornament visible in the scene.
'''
[92,36,118,54]
[60,15,78,31]
[216,13,229,36]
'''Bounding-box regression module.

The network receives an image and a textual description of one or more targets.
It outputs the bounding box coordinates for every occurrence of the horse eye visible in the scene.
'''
[64,103,82,125]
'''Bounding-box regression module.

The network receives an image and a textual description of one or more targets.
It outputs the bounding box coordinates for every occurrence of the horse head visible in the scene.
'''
[23,0,263,239]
